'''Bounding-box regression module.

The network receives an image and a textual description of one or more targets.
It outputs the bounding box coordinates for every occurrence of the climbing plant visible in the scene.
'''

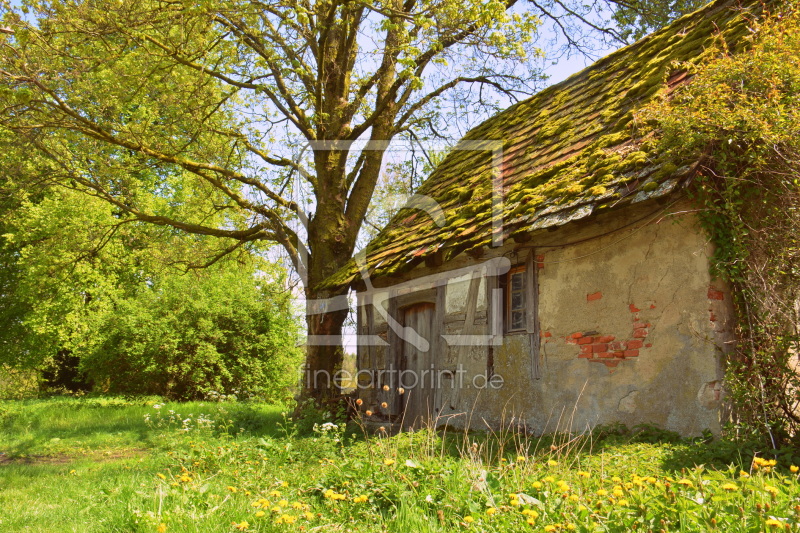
[639,1,800,443]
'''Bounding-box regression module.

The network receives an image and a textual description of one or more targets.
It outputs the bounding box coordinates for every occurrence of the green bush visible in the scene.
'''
[79,261,303,402]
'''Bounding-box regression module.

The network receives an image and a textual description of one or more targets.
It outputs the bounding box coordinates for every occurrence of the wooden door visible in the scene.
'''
[401,303,436,429]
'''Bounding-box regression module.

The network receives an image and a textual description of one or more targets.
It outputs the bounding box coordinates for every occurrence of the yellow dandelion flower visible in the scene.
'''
[544,525,557,532]
[291,501,303,509]
[569,494,580,502]
[180,475,191,483]
[618,499,629,507]
[171,482,179,487]
[612,476,622,483]
[517,456,527,462]
[278,499,289,508]
[332,493,346,501]
[233,521,249,531]
[156,473,166,480]
[677,479,693,487]
[486,507,497,516]
[740,470,750,478]
[566,525,577,531]
[157,524,167,533]
[281,514,297,524]
[464,516,475,524]
[597,489,608,497]
[548,460,558,466]
[613,489,624,498]
[765,518,783,528]
[532,481,543,489]
[522,510,540,519]
[353,495,369,503]
[577,471,590,478]
[227,486,238,493]
[384,458,395,466]
[646,477,657,484]
[721,483,738,491]
[303,511,314,520]
[792,465,799,473]
[269,490,281,497]
[254,511,265,518]
[544,476,556,483]
[764,486,779,495]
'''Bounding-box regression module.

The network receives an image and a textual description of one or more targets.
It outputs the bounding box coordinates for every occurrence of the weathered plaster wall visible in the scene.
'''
[357,199,735,436]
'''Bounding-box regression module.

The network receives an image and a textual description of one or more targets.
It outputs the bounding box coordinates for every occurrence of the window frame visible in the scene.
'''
[505,265,527,334]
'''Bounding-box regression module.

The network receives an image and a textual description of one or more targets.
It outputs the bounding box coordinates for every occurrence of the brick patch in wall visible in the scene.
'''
[708,288,724,300]
[566,302,653,369]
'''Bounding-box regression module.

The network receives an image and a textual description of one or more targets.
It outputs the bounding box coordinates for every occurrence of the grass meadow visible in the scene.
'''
[1,396,799,532]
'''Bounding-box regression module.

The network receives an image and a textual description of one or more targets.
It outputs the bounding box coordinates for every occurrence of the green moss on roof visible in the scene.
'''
[320,0,763,291]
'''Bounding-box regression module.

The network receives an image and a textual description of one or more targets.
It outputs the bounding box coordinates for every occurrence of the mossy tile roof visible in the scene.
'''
[321,0,761,291]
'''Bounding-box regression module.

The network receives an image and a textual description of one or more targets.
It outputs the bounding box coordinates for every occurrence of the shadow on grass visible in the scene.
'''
[0,396,289,458]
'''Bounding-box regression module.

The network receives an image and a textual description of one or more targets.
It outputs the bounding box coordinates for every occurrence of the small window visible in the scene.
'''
[507,266,526,333]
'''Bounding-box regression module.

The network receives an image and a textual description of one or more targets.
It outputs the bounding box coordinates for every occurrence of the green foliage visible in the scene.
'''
[81,260,303,402]
[0,177,303,401]
[639,2,800,442]
[613,0,709,42]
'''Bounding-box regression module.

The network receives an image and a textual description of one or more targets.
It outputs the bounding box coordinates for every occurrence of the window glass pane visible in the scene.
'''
[511,310,524,331]
[511,272,524,291]
[511,290,524,311]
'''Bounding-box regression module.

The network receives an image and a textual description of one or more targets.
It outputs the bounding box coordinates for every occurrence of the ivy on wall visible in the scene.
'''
[638,1,800,443]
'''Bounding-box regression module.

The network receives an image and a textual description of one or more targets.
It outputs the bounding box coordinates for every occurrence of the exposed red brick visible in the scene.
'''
[587,291,603,302]
[629,303,641,313]
[537,255,545,269]
[597,352,613,358]
[609,341,626,351]
[627,339,643,350]
[569,332,583,339]
[650,304,656,309]
[708,288,724,300]
[613,351,625,358]
[596,335,615,343]
[592,343,608,353]
[578,336,594,345]
[578,352,594,359]
[580,345,593,355]
[709,312,717,322]
[633,328,648,338]
[645,343,653,348]
[624,349,640,358]
[542,331,552,338]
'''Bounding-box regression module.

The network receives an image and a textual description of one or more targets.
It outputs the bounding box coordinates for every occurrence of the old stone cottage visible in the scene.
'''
[321,0,759,436]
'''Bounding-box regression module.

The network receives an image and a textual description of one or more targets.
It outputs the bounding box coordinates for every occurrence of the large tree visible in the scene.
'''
[0,0,702,403]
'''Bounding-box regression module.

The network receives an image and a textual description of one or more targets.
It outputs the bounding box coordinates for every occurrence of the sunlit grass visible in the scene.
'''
[0,397,798,532]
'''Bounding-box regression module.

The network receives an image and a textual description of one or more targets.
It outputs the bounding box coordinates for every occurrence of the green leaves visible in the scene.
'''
[639,2,800,442]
